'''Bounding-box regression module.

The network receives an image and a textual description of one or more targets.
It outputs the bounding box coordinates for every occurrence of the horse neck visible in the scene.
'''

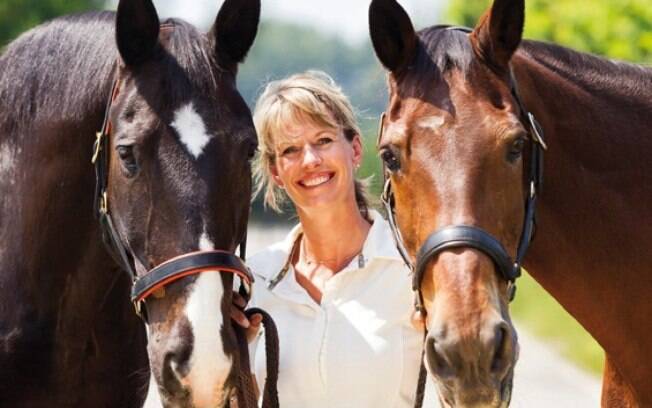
[0,13,145,390]
[513,42,652,401]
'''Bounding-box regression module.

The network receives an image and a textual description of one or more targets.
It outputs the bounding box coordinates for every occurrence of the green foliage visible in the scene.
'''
[512,272,605,374]
[0,0,104,48]
[446,0,652,63]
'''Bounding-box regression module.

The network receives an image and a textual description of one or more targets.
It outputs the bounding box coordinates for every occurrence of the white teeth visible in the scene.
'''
[302,174,330,187]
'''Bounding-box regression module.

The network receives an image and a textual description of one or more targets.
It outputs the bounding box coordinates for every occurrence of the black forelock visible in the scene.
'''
[157,18,222,100]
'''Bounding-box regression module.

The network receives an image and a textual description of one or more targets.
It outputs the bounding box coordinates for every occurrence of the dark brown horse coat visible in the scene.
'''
[0,1,260,406]
[0,13,148,407]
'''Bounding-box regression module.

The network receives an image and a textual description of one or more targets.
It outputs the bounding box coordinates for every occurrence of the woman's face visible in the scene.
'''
[270,117,362,213]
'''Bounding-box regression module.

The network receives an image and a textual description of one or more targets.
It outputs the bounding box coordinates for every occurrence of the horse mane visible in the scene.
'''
[413,25,652,104]
[518,40,652,103]
[0,12,116,134]
[0,11,222,138]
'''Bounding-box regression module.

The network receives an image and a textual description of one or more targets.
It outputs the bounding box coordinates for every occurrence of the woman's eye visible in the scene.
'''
[316,137,333,146]
[116,145,138,176]
[281,146,299,156]
[380,148,401,172]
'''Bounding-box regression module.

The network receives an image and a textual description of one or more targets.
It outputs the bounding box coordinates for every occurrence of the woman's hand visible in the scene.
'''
[231,292,263,342]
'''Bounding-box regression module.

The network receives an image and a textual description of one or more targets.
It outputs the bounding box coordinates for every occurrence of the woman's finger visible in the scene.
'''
[231,307,250,328]
[233,292,247,308]
[246,313,263,342]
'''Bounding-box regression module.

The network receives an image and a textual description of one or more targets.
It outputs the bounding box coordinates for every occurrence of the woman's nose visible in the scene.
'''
[301,145,322,168]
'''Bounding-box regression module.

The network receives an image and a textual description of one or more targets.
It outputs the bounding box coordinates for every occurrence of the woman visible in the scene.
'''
[233,71,426,408]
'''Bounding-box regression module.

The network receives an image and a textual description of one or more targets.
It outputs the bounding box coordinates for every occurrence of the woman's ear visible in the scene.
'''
[269,162,284,188]
[351,134,363,168]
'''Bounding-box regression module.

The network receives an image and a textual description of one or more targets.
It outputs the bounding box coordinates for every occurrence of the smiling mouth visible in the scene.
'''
[298,173,334,188]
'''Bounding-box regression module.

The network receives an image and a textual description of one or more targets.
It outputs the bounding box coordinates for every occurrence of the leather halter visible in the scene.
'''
[91,35,251,321]
[378,27,547,316]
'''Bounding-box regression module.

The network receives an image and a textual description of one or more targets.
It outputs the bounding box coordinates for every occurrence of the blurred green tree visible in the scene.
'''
[0,0,104,48]
[446,0,652,63]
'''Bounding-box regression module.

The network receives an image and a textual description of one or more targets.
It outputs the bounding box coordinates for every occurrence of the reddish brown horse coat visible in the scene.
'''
[370,0,651,406]
[512,38,652,407]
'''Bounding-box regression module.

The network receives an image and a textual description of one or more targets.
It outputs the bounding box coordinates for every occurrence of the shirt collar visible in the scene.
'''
[266,209,404,290]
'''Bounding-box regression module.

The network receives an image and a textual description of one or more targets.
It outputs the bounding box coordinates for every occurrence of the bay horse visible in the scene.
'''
[0,0,264,407]
[369,0,651,406]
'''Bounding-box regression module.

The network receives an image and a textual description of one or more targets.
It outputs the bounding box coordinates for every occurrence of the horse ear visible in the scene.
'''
[471,0,524,71]
[211,0,261,73]
[115,0,160,66]
[369,0,418,73]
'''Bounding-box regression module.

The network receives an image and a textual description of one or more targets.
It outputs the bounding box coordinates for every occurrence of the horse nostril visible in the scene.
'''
[490,324,512,375]
[425,335,455,378]
[162,344,192,388]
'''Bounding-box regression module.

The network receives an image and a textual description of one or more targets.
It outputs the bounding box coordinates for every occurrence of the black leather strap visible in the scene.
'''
[131,250,252,302]
[414,225,520,292]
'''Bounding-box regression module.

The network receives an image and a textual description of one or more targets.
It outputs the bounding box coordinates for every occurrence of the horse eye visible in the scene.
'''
[508,137,526,161]
[247,142,258,161]
[381,148,401,172]
[116,145,138,176]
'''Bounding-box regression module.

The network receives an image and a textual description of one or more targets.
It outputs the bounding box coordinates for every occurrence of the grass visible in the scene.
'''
[511,271,605,375]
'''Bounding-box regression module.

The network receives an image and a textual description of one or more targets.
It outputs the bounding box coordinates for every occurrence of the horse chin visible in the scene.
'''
[433,372,515,408]
[156,385,235,408]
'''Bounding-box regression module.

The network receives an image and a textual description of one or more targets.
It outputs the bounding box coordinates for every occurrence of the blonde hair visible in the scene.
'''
[253,70,370,214]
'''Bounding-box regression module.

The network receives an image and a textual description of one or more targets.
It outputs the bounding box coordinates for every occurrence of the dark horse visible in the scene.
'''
[370,0,651,406]
[0,0,261,407]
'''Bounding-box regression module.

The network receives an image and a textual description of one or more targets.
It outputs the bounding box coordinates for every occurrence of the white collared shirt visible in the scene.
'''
[247,210,431,408]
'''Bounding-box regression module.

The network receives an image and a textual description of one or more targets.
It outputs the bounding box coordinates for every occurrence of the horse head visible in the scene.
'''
[106,0,259,406]
[369,0,531,406]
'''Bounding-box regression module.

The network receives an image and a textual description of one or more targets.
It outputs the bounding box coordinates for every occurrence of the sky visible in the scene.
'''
[108,0,447,45]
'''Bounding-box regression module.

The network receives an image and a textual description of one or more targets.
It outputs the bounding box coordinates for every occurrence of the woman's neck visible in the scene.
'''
[296,202,371,273]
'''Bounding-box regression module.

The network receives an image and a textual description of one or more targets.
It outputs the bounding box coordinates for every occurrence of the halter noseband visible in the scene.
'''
[378,27,547,314]
[91,37,251,321]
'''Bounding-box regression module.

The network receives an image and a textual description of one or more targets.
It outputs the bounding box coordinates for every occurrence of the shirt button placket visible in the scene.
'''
[318,285,333,392]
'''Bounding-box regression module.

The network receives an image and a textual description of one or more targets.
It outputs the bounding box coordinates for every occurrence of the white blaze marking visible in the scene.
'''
[184,229,232,406]
[417,115,446,132]
[171,103,211,159]
[199,229,215,251]
[142,376,164,408]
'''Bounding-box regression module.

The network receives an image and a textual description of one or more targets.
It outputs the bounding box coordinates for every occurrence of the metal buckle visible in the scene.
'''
[507,281,517,302]
[381,177,392,204]
[91,131,104,164]
[527,113,548,150]
[376,112,386,146]
[99,191,108,214]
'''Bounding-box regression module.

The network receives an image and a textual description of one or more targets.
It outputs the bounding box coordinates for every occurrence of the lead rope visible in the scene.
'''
[413,329,428,408]
[248,308,280,408]
[233,308,280,408]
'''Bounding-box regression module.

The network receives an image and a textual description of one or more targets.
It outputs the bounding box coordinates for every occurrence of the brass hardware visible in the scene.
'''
[91,131,103,164]
[99,191,108,214]
[152,287,166,299]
